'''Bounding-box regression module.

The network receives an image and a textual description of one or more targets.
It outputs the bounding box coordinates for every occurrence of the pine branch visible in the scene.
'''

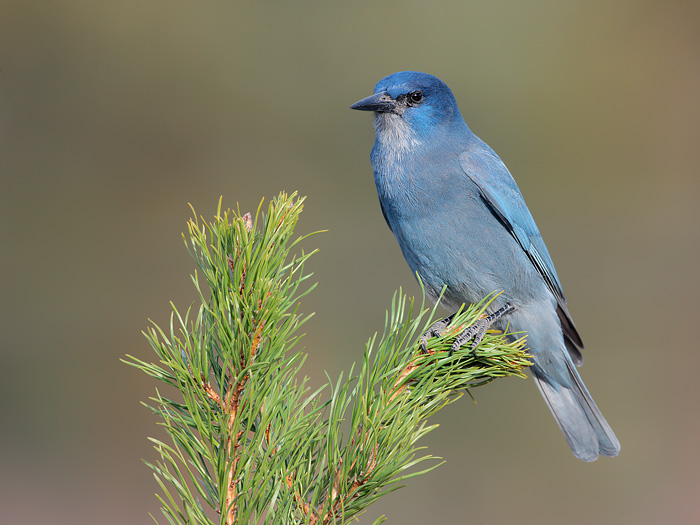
[124,191,531,524]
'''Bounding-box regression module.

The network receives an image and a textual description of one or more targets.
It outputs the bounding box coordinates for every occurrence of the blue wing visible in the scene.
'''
[458,145,584,363]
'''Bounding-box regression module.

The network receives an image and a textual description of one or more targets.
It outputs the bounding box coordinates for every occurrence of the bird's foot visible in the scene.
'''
[449,304,516,356]
[420,304,516,356]
[420,313,457,354]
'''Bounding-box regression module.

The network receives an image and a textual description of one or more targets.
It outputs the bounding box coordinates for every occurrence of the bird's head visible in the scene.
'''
[350,71,466,145]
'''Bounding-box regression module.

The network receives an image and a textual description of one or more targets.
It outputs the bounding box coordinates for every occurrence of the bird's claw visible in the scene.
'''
[420,304,515,356]
[420,313,456,353]
[450,304,515,356]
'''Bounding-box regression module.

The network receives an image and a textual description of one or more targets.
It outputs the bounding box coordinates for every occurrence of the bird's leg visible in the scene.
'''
[420,313,457,354]
[449,304,516,356]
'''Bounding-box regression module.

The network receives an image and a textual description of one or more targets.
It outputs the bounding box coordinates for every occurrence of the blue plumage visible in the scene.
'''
[351,71,619,461]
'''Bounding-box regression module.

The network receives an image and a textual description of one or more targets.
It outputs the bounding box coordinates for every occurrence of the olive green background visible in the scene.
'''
[2,1,699,523]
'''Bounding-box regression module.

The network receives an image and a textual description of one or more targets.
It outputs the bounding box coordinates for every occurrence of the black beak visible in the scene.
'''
[350,91,398,113]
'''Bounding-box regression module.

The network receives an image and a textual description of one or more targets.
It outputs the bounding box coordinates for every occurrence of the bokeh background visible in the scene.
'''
[2,1,699,523]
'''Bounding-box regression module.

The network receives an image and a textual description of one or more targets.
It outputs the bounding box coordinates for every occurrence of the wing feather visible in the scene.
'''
[459,147,584,363]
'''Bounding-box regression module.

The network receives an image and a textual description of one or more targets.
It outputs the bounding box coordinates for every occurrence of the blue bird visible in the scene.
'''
[351,71,620,462]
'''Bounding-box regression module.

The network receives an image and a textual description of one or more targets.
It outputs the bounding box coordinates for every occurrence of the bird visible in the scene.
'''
[350,71,620,462]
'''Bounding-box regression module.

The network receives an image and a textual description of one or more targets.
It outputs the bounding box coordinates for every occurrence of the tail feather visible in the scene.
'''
[532,359,620,462]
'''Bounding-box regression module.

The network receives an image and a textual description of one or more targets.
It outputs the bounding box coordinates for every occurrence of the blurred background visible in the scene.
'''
[2,1,699,523]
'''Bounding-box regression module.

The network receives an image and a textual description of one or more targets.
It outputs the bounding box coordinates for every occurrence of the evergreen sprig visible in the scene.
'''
[124,191,531,524]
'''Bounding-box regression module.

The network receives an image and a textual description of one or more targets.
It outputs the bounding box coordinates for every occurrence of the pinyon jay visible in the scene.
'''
[351,71,620,462]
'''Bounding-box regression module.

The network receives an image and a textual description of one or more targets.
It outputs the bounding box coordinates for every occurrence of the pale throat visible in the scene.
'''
[372,112,427,212]
[374,113,422,162]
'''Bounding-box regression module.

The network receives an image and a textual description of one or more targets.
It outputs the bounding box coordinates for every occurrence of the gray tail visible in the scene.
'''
[532,359,620,462]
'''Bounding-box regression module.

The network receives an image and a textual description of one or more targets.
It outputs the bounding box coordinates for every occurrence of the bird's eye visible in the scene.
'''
[407,91,423,105]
